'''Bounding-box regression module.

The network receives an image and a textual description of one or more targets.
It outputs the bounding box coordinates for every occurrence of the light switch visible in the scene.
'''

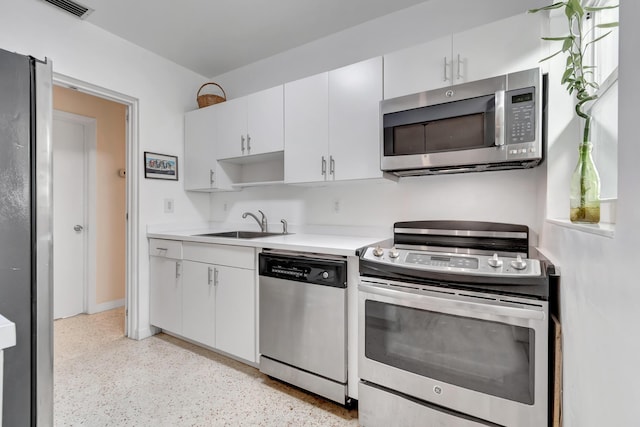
[164,198,174,213]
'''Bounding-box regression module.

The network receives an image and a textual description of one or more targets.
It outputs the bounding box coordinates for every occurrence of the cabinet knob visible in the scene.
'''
[321,156,327,177]
[329,155,335,177]
[246,134,251,153]
[241,135,246,153]
[210,169,215,185]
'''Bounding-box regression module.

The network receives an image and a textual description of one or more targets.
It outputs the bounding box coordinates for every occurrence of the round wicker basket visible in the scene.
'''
[196,82,227,108]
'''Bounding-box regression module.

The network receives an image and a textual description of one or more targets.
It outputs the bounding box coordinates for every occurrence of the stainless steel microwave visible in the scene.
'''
[381,68,544,176]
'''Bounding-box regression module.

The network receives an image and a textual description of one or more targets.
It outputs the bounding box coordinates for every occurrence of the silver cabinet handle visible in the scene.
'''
[214,268,219,286]
[175,261,181,279]
[494,90,505,147]
[210,169,215,185]
[208,266,213,286]
[246,134,251,153]
[74,224,83,232]
[443,56,449,82]
[457,53,462,80]
[329,155,335,177]
[241,135,245,154]
[321,156,327,177]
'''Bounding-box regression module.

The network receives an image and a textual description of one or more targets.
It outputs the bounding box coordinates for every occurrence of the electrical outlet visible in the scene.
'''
[333,199,340,213]
[164,198,174,213]
[223,202,228,212]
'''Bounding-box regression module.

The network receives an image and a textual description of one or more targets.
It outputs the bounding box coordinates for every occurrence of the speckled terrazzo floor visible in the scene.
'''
[54,308,359,426]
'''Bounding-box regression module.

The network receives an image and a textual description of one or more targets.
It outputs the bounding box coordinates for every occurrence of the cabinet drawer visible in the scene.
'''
[149,239,183,259]
[183,242,255,269]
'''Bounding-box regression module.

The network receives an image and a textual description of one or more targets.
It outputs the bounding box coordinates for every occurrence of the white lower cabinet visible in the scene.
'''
[182,260,216,347]
[149,239,257,363]
[149,239,183,335]
[178,242,257,363]
[214,265,256,362]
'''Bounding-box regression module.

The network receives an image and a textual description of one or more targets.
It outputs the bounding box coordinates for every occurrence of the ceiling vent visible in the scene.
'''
[40,0,94,19]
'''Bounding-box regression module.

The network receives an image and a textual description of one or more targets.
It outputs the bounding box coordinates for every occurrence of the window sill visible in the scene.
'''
[546,219,615,238]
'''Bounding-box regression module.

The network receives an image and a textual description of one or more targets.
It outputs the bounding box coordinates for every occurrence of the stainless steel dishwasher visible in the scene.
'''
[259,250,349,405]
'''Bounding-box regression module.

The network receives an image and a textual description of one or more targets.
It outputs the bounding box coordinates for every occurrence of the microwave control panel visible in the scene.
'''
[505,87,536,145]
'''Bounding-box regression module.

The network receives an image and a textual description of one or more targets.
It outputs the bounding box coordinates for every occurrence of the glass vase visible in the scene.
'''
[570,142,600,223]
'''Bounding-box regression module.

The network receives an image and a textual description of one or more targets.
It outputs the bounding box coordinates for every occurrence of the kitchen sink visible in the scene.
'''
[194,230,285,239]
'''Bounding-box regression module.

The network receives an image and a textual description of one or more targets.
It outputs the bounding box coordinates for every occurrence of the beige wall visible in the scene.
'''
[53,86,127,305]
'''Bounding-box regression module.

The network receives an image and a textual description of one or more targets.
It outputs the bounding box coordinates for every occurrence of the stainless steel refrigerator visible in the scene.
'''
[0,48,53,426]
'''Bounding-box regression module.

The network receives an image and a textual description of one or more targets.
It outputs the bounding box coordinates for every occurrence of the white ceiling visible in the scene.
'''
[60,0,431,77]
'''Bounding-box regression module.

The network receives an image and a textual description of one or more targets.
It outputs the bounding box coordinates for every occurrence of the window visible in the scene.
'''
[588,0,619,202]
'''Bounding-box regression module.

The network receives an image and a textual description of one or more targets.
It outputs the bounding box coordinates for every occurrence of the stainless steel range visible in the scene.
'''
[358,221,555,427]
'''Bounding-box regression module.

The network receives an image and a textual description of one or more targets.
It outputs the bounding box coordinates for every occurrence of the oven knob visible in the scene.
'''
[388,247,400,259]
[510,255,528,270]
[322,271,329,279]
[372,246,384,257]
[488,253,503,268]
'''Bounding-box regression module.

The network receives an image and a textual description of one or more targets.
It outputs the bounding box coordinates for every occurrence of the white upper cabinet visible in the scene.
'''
[329,56,383,181]
[184,106,233,191]
[217,85,284,160]
[216,96,247,160]
[285,57,384,184]
[384,13,544,99]
[284,72,330,183]
[247,86,285,156]
[384,35,452,99]
[455,12,544,84]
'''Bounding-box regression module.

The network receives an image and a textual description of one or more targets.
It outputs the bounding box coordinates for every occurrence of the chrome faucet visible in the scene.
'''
[242,210,267,232]
[280,219,288,234]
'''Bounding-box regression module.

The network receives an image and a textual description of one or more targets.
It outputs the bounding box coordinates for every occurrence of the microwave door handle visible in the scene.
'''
[495,90,505,146]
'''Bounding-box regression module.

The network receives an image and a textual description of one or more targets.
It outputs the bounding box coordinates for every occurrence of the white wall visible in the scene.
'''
[212,0,549,98]
[0,0,210,338]
[538,2,640,426]
[212,170,543,242]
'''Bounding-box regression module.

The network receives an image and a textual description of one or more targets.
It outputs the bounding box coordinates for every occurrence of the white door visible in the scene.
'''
[53,117,86,319]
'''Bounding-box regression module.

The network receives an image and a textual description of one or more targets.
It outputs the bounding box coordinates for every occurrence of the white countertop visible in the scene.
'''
[0,314,16,351]
[147,228,389,257]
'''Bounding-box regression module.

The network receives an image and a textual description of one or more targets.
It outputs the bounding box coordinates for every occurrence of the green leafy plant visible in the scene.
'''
[529,0,618,144]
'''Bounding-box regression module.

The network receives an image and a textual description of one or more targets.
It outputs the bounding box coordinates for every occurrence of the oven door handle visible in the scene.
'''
[359,282,545,321]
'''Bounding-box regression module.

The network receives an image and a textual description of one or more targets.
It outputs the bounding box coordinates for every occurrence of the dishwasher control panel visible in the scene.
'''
[259,253,347,288]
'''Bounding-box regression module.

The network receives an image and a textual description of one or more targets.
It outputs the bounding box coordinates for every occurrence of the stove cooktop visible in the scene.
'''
[361,246,542,278]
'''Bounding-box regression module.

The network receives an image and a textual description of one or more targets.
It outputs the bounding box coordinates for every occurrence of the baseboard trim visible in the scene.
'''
[87,299,125,315]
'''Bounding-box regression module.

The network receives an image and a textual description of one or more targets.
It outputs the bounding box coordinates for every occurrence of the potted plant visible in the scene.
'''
[529,0,618,223]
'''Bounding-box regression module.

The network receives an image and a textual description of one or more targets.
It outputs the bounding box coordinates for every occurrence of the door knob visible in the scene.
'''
[73,225,83,232]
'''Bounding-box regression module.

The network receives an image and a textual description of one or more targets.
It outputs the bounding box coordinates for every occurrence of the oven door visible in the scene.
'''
[359,278,548,427]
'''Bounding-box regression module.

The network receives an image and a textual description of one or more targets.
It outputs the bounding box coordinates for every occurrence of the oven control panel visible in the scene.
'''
[406,253,479,269]
[363,246,541,278]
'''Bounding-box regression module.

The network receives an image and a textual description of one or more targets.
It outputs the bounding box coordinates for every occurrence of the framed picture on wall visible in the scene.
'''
[144,152,179,180]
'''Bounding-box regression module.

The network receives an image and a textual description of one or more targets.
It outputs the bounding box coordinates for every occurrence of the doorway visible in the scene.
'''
[51,74,139,338]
